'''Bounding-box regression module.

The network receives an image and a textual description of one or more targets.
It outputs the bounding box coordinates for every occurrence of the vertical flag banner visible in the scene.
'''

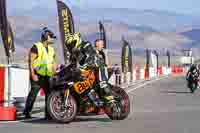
[99,21,107,49]
[0,0,15,64]
[121,38,132,73]
[98,21,109,65]
[56,0,75,64]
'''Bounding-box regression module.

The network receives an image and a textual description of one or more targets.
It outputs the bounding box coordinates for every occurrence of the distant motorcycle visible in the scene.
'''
[47,64,130,123]
[186,66,199,93]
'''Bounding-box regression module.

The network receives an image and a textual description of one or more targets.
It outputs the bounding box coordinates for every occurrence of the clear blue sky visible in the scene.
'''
[8,0,200,15]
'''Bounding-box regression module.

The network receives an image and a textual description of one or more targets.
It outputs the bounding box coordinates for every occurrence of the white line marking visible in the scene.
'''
[127,76,167,93]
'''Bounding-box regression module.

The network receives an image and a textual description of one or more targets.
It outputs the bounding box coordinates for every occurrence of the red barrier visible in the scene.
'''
[0,106,16,121]
[171,66,185,76]
[0,67,5,102]
[144,68,149,79]
[136,68,140,80]
[0,66,16,121]
[180,68,183,73]
[177,67,179,72]
[157,67,163,75]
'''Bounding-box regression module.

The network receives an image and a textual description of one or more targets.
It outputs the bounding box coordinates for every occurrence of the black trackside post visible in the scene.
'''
[146,49,150,75]
[167,50,170,67]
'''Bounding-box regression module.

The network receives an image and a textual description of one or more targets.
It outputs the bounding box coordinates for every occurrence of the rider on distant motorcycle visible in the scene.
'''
[65,33,114,113]
[186,64,200,93]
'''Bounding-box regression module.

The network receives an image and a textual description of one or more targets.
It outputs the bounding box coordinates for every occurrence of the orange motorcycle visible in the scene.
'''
[47,64,130,123]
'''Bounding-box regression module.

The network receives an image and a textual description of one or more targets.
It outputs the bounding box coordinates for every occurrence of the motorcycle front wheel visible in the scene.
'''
[188,82,197,93]
[47,90,77,123]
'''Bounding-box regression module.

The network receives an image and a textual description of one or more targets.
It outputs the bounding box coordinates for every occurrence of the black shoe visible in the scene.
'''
[44,116,52,120]
[44,113,52,120]
[23,111,32,119]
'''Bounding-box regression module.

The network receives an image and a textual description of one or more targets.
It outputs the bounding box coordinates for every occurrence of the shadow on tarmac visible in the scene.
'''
[160,90,191,94]
[20,116,111,125]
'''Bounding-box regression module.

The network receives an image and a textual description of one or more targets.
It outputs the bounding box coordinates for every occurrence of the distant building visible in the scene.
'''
[180,49,194,66]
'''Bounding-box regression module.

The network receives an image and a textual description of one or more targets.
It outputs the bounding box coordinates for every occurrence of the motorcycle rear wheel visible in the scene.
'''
[106,86,130,120]
[189,82,197,93]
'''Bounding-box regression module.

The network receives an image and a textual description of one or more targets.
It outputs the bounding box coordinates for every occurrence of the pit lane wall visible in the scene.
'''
[108,65,187,86]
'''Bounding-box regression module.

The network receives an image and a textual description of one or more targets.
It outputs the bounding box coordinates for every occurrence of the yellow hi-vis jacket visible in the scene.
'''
[32,42,55,77]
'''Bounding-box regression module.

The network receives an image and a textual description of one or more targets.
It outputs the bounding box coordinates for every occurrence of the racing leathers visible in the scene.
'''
[186,64,199,93]
[186,64,199,81]
[70,41,113,107]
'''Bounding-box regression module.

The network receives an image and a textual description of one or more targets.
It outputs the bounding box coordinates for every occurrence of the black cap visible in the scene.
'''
[43,27,57,39]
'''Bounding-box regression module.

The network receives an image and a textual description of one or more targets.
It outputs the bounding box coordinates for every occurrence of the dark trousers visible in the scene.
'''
[24,76,51,118]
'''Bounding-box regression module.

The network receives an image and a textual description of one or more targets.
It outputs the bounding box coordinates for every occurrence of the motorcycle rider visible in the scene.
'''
[65,33,114,113]
[186,64,199,93]
[197,64,200,88]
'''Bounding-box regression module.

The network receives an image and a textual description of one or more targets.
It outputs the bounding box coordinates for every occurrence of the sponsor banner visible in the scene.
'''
[0,0,15,62]
[121,38,132,73]
[56,0,75,64]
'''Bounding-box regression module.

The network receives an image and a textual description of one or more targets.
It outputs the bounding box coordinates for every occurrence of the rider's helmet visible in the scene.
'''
[65,32,82,53]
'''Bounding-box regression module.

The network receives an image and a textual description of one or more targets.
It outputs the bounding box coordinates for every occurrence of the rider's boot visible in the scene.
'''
[87,89,104,107]
[99,81,114,103]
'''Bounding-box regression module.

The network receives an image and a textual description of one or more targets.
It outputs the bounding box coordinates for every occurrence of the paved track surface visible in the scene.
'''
[1,76,200,133]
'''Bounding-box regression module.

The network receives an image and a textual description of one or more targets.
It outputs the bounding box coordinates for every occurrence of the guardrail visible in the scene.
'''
[109,65,187,87]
